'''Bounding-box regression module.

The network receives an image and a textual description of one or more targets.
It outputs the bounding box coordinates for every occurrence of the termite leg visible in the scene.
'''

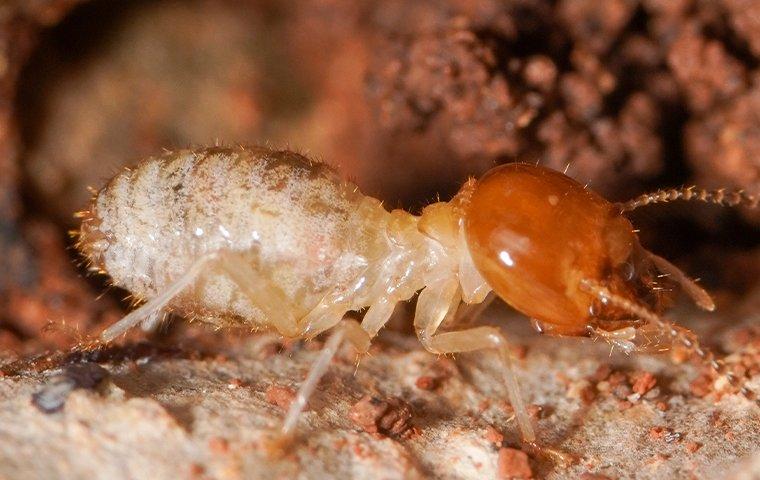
[100,253,215,342]
[281,295,404,437]
[215,251,300,337]
[298,297,351,339]
[646,250,715,311]
[413,279,536,445]
[281,319,372,437]
[361,296,397,337]
[141,310,165,332]
[453,291,496,326]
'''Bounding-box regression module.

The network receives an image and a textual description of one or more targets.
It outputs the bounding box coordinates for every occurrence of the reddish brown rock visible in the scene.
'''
[497,447,533,479]
[265,385,298,411]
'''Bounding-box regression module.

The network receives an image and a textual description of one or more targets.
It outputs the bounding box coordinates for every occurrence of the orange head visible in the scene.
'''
[463,163,671,336]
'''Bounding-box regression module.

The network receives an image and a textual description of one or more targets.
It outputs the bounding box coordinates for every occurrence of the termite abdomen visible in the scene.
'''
[78,146,376,332]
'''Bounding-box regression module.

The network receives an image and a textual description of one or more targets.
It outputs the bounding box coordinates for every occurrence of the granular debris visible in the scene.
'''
[415,357,458,391]
[631,371,658,396]
[265,385,298,411]
[497,447,533,480]
[348,395,413,438]
[485,425,505,446]
[207,437,230,457]
[579,474,612,480]
[686,441,703,454]
[31,361,108,413]
[648,426,683,444]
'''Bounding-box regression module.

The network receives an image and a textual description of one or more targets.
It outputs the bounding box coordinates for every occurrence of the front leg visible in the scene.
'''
[414,278,536,445]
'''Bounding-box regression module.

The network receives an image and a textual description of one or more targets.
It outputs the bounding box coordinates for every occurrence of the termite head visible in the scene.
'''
[462,164,683,337]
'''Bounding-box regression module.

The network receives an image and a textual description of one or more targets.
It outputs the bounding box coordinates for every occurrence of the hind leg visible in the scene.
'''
[141,310,167,333]
[100,253,217,342]
[101,250,299,341]
[215,251,300,337]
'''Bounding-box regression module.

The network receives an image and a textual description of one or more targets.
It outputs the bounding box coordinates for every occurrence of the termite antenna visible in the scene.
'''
[580,278,760,408]
[618,186,759,212]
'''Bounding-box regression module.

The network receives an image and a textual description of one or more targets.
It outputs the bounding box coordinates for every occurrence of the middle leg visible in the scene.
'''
[281,319,371,436]
[280,291,407,437]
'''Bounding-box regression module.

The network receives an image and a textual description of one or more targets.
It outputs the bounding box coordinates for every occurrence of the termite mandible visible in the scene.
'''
[76,145,759,451]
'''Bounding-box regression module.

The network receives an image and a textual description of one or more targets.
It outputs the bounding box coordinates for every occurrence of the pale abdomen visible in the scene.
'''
[79,146,389,330]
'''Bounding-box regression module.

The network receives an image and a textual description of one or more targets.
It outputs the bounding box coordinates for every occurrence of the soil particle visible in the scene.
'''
[208,436,230,455]
[497,447,533,479]
[348,395,413,438]
[527,404,545,420]
[579,474,613,480]
[31,361,109,413]
[685,441,702,453]
[415,357,458,391]
[484,425,505,446]
[630,371,658,396]
[649,426,682,444]
[558,0,636,55]
[265,385,298,411]
[667,28,747,113]
[522,56,557,92]
[415,375,438,390]
[369,25,532,162]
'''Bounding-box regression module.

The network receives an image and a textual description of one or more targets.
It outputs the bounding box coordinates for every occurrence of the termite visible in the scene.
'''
[76,145,759,451]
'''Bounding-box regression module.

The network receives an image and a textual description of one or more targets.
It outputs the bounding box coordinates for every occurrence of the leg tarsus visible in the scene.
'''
[522,442,578,467]
[341,319,372,354]
[281,326,345,436]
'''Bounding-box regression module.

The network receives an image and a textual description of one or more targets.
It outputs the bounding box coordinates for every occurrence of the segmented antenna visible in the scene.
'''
[619,186,759,212]
[580,279,759,407]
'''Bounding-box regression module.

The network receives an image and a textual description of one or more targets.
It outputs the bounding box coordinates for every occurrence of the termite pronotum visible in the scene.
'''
[76,145,759,453]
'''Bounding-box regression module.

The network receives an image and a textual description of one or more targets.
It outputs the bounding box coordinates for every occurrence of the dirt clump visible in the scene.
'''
[348,395,414,438]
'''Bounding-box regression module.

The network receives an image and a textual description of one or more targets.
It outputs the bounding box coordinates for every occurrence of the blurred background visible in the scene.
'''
[0,0,758,354]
